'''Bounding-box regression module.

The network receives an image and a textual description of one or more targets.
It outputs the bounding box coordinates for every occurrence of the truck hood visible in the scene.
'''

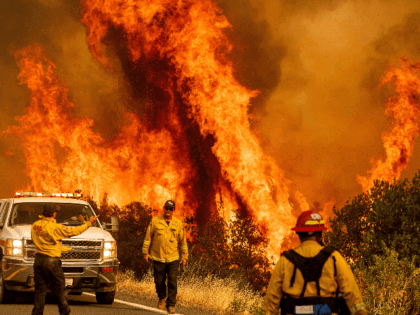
[9,226,115,242]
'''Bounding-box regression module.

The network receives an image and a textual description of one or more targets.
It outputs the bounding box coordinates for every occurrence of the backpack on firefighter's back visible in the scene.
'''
[280,246,351,315]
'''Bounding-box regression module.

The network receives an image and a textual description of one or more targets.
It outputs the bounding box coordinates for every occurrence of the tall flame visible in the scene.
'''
[7,1,420,257]
[81,0,297,251]
[7,0,300,254]
[358,59,420,192]
[9,44,196,216]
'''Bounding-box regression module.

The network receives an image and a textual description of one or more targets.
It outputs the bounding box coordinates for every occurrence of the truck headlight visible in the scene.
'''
[6,239,23,256]
[103,241,117,258]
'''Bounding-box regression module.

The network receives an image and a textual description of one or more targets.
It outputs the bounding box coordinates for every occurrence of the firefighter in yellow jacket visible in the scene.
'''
[264,210,367,315]
[142,200,188,314]
[31,203,99,315]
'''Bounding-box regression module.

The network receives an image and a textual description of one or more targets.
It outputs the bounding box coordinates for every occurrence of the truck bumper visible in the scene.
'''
[2,257,119,293]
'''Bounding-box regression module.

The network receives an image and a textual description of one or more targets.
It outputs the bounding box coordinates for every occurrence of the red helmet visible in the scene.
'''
[291,210,327,232]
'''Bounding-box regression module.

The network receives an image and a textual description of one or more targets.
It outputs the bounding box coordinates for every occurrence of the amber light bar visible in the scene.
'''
[15,192,83,198]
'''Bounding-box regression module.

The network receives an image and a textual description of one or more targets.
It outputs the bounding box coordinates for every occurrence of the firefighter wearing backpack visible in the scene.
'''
[264,210,367,315]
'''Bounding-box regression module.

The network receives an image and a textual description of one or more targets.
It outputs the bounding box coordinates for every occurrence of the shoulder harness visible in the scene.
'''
[282,245,336,298]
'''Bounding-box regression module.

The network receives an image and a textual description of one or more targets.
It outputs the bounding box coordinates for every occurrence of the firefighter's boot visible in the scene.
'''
[157,298,166,310]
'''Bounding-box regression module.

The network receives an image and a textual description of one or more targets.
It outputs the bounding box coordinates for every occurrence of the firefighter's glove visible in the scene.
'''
[89,215,100,224]
[355,310,368,315]
[180,258,187,266]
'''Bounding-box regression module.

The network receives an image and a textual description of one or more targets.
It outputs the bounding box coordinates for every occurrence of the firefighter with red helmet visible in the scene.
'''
[264,210,367,315]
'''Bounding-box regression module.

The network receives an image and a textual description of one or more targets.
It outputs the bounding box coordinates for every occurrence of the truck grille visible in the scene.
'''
[26,239,102,248]
[24,238,103,261]
[26,250,101,260]
[63,240,102,247]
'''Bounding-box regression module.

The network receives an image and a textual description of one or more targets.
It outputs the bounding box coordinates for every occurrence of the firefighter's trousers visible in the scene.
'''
[153,260,180,307]
[32,254,70,315]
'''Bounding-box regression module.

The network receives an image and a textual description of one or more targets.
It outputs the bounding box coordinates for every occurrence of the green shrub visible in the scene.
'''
[353,247,420,314]
[324,171,420,267]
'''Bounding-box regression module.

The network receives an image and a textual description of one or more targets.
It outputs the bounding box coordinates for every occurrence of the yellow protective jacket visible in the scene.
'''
[142,215,188,263]
[31,216,92,258]
[264,240,366,315]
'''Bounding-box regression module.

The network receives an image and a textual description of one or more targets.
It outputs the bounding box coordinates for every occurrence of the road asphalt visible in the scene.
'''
[0,290,224,315]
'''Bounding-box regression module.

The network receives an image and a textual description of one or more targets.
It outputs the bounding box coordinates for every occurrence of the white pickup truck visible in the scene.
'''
[0,192,120,304]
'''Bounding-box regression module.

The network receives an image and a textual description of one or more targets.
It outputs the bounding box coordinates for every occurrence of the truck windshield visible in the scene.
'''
[9,202,99,227]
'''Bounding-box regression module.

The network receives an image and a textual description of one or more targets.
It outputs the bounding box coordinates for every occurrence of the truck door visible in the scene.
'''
[0,201,7,231]
[0,201,10,231]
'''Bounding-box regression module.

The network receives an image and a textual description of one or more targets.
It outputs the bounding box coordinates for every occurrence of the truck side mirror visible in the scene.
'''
[104,216,119,241]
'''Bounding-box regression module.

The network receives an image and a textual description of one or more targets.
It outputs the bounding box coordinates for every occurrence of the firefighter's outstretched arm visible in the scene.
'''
[52,215,98,239]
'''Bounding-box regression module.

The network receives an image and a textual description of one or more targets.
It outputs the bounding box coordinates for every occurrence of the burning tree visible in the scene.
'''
[186,206,273,291]
[6,0,304,256]
[4,0,420,260]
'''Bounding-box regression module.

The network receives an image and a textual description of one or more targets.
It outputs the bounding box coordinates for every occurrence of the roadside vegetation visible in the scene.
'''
[117,267,264,314]
[324,172,420,315]
[92,172,420,314]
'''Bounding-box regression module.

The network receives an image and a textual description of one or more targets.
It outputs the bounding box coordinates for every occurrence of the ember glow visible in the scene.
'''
[358,59,420,192]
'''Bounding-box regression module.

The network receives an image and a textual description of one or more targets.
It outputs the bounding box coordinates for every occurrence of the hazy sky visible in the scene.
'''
[1,0,420,210]
[219,0,420,206]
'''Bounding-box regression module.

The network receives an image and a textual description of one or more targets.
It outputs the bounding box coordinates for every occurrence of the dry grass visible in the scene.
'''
[117,264,264,314]
[117,256,420,315]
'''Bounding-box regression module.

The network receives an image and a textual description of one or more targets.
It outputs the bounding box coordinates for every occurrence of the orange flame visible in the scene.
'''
[8,44,196,216]
[6,0,303,256]
[358,59,420,192]
[80,0,297,253]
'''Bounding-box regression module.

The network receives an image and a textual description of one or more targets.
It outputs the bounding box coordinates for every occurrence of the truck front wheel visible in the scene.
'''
[0,273,14,304]
[95,290,115,304]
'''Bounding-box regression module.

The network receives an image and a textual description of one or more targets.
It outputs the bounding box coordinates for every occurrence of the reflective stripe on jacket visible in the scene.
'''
[264,240,366,315]
[31,216,92,257]
[142,215,188,263]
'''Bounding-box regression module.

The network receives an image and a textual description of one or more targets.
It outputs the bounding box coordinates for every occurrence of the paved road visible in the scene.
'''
[0,291,219,315]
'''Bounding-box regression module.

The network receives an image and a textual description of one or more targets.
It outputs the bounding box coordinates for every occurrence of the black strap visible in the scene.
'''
[332,255,337,277]
[283,250,307,288]
[283,246,336,297]
[290,265,297,288]
[300,281,307,298]
[316,280,321,298]
[332,255,340,299]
